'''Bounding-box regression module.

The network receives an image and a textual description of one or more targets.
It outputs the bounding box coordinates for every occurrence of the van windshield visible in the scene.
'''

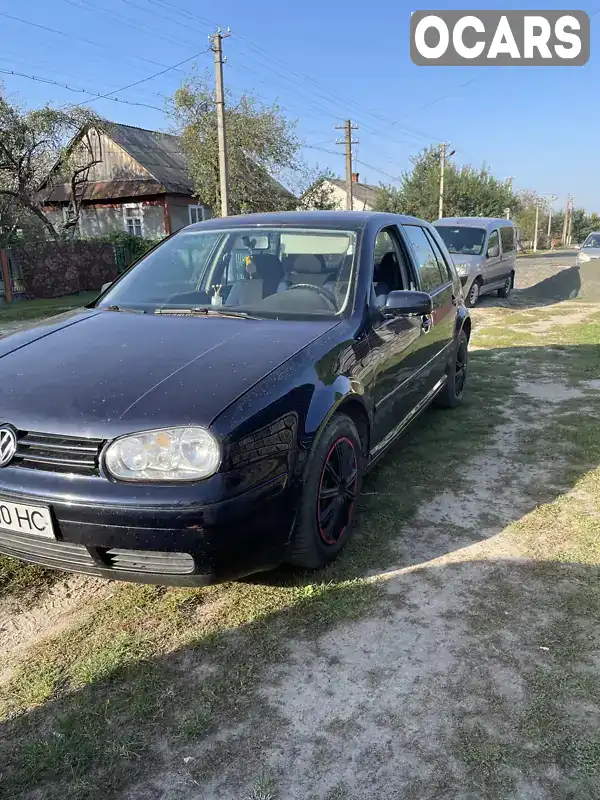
[436,226,487,256]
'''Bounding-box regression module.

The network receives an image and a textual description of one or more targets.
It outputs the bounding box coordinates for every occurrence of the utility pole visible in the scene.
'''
[438,143,455,219]
[546,195,558,243]
[505,208,511,219]
[567,196,574,245]
[506,176,514,192]
[335,120,359,210]
[210,29,231,217]
[533,201,540,253]
[562,195,571,245]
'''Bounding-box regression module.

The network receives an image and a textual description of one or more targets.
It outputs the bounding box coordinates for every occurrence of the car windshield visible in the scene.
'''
[435,226,487,255]
[583,234,600,248]
[98,227,357,318]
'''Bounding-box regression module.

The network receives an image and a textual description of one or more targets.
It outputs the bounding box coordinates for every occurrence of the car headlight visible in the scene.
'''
[104,427,220,481]
[578,251,590,263]
[454,262,469,277]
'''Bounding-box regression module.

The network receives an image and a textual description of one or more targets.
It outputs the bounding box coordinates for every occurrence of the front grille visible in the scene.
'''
[105,548,195,575]
[0,528,98,573]
[13,431,103,475]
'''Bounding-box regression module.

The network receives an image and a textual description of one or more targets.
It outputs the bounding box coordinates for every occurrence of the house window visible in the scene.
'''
[188,204,206,224]
[124,204,143,237]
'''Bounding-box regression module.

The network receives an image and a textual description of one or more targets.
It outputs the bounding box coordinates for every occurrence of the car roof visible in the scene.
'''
[186,210,429,232]
[584,231,600,236]
[434,217,515,229]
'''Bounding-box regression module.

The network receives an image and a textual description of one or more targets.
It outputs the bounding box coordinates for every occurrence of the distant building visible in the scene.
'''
[324,173,379,211]
[38,121,293,239]
[39,122,205,239]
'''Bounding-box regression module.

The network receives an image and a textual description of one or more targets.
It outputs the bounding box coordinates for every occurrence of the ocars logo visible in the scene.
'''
[410,10,590,66]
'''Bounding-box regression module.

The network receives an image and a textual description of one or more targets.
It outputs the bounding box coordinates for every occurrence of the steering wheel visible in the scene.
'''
[286,283,338,310]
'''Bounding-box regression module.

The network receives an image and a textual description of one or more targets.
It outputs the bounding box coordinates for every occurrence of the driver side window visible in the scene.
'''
[372,228,409,308]
[487,230,500,258]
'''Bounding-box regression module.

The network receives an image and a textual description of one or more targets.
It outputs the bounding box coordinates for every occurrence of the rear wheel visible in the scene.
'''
[289,414,364,569]
[466,278,481,307]
[498,273,514,298]
[434,330,468,409]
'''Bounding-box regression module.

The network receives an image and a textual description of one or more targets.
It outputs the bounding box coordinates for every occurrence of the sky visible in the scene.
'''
[0,0,597,211]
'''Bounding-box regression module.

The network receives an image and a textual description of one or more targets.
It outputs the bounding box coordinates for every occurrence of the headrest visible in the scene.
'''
[292,254,324,274]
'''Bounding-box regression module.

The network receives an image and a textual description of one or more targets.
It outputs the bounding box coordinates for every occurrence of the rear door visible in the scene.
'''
[401,224,456,388]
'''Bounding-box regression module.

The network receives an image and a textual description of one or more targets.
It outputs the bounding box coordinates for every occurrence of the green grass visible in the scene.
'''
[0,292,98,324]
[0,554,57,600]
[1,298,600,798]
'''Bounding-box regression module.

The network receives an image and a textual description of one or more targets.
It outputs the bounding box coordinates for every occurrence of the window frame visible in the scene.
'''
[500,225,515,254]
[401,224,448,294]
[188,204,207,225]
[424,227,454,284]
[123,203,144,238]
[486,229,500,258]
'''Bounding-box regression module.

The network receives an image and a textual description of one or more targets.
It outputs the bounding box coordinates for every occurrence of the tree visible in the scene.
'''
[374,145,519,222]
[171,75,300,216]
[297,167,338,211]
[570,209,600,243]
[0,95,102,239]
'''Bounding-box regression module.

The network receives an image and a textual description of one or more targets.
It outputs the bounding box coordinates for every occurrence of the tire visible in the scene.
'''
[465,278,481,308]
[498,273,513,298]
[289,413,364,570]
[434,330,468,409]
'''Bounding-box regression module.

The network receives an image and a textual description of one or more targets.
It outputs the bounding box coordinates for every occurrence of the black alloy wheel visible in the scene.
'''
[317,436,358,545]
[289,413,364,569]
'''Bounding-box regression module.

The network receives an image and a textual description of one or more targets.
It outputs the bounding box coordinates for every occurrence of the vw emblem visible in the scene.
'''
[0,427,17,467]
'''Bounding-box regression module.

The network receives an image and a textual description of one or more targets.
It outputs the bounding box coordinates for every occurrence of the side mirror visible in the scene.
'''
[574,245,581,250]
[487,245,500,258]
[384,290,433,316]
[101,282,113,293]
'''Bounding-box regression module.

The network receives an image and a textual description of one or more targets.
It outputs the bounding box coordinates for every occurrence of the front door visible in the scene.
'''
[368,227,428,449]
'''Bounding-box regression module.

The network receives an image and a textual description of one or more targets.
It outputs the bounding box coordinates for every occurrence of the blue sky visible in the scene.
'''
[0,0,597,210]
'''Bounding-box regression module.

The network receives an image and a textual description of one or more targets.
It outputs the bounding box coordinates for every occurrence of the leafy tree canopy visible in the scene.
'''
[374,145,519,222]
[171,75,301,216]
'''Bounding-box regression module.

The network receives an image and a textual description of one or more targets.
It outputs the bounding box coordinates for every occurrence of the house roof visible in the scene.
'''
[107,123,194,194]
[330,178,379,209]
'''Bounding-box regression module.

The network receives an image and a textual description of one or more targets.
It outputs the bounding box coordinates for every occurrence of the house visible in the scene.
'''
[326,173,379,211]
[39,122,211,239]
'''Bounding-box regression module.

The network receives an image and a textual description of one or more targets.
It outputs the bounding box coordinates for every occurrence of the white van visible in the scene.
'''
[433,217,517,306]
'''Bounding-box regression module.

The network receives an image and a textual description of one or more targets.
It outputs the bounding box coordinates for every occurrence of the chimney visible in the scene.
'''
[351,172,359,183]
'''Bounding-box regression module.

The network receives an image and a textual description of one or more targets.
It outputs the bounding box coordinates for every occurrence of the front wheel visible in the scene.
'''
[289,414,364,569]
[465,279,481,308]
[434,330,468,409]
[498,273,513,298]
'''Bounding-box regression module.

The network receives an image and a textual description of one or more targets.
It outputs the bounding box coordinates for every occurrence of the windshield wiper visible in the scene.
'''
[104,305,147,314]
[154,307,260,320]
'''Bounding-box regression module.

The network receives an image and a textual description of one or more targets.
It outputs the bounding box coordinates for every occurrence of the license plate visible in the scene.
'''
[0,499,55,539]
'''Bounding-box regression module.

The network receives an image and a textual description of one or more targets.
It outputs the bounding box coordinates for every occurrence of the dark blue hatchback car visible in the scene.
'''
[0,211,470,585]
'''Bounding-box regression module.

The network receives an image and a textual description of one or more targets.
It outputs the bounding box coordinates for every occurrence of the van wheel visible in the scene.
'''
[498,273,513,298]
[466,279,481,307]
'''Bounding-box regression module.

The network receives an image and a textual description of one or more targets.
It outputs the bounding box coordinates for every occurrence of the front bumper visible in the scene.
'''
[0,470,297,586]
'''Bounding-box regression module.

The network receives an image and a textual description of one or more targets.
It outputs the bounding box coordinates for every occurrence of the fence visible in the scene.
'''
[0,241,142,304]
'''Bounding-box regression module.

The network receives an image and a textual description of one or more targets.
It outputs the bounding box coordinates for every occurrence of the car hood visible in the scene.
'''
[0,309,338,437]
[449,253,484,267]
[580,247,600,259]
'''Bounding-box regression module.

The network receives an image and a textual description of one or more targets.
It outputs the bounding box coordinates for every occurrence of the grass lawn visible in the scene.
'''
[0,298,599,798]
[0,292,99,325]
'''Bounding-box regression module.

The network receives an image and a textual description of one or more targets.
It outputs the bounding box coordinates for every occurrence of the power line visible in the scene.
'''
[81,47,210,105]
[0,10,191,76]
[0,68,165,112]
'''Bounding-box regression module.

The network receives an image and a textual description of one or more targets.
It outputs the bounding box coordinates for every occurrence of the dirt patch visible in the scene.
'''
[0,574,111,681]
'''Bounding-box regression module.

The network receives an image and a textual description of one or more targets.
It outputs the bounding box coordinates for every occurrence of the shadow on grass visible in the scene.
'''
[1,344,600,798]
[1,558,599,800]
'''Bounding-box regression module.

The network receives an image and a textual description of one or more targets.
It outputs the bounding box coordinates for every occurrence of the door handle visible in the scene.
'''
[421,314,433,334]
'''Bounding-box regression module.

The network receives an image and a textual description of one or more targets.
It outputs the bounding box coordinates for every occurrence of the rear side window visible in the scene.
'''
[402,225,447,292]
[500,226,515,253]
